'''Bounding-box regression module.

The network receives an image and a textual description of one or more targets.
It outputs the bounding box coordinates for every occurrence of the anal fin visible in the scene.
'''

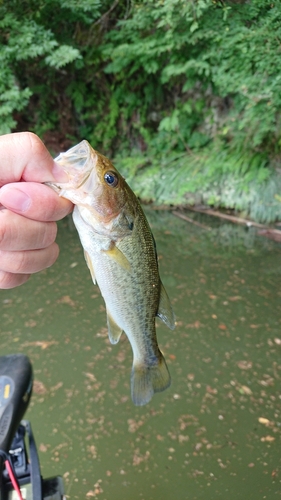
[107,310,123,344]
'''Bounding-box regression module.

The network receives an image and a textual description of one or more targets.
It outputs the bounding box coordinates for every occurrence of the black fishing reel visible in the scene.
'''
[0,354,65,500]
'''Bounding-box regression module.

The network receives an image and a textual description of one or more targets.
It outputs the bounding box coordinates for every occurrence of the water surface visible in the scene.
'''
[0,209,280,499]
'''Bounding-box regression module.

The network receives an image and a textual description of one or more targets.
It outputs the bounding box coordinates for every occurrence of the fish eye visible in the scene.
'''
[104,171,119,188]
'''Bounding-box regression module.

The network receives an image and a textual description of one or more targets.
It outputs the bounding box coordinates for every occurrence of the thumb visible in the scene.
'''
[0,132,68,186]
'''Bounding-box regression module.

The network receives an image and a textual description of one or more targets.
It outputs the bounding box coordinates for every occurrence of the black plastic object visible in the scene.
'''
[2,421,43,500]
[2,419,65,499]
[5,424,29,478]
[0,354,32,453]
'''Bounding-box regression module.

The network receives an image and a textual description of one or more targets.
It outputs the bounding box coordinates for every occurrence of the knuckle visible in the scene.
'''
[50,223,58,244]
[0,223,5,248]
[0,210,10,248]
[20,132,45,155]
[14,132,50,167]
[46,242,60,268]
[44,196,60,221]
[0,271,9,288]
[0,271,29,289]
[11,251,27,274]
[15,243,59,273]
[0,243,59,277]
[40,222,58,248]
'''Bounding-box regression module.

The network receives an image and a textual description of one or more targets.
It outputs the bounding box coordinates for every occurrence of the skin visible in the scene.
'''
[0,132,73,289]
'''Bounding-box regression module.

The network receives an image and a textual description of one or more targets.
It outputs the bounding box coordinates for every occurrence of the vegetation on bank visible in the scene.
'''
[1,0,281,222]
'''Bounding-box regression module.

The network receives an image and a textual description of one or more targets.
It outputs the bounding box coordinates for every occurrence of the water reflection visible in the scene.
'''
[0,209,280,499]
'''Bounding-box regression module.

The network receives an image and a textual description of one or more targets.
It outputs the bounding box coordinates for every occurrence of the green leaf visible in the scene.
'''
[44,45,81,68]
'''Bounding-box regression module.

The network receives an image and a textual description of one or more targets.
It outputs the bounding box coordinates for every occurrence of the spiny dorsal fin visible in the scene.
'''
[157,282,175,330]
[103,245,131,272]
[107,310,123,344]
[84,250,96,285]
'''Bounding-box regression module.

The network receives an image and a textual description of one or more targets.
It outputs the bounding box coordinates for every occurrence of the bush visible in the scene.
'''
[1,0,281,220]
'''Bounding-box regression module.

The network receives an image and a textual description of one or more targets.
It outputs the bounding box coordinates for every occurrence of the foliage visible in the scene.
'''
[1,0,281,221]
[102,0,281,156]
[0,0,116,136]
[117,143,281,223]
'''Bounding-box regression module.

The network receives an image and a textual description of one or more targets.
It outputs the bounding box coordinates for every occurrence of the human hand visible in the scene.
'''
[0,132,73,289]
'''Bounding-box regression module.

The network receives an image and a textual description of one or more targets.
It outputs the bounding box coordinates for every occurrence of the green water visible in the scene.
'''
[0,209,281,499]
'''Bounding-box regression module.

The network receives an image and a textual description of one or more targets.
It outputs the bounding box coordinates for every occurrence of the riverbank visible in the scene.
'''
[117,146,281,225]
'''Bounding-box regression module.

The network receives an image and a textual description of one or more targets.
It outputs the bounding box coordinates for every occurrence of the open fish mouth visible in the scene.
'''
[48,140,98,192]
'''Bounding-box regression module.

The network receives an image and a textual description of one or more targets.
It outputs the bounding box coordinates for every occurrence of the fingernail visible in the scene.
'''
[0,187,31,212]
[52,162,69,183]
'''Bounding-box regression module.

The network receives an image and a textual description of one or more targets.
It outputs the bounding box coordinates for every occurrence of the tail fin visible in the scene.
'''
[131,353,171,406]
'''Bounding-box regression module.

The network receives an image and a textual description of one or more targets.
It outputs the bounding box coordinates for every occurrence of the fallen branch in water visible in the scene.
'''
[172,211,211,230]
[187,206,266,228]
[257,229,281,242]
[177,206,281,242]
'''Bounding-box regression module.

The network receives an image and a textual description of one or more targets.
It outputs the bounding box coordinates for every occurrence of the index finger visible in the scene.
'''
[0,132,67,186]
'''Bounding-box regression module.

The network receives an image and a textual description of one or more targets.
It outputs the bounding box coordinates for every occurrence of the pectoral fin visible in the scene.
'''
[157,282,175,330]
[104,246,131,272]
[107,311,123,344]
[84,250,96,284]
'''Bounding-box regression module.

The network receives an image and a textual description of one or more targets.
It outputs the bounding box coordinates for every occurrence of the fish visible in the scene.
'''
[46,140,175,406]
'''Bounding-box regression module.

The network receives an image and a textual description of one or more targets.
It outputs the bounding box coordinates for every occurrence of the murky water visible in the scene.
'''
[1,209,281,499]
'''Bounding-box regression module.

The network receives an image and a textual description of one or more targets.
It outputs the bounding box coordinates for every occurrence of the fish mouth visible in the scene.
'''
[52,140,97,191]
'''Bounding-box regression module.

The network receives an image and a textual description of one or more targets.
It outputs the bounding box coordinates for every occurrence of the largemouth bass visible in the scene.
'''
[47,141,175,406]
